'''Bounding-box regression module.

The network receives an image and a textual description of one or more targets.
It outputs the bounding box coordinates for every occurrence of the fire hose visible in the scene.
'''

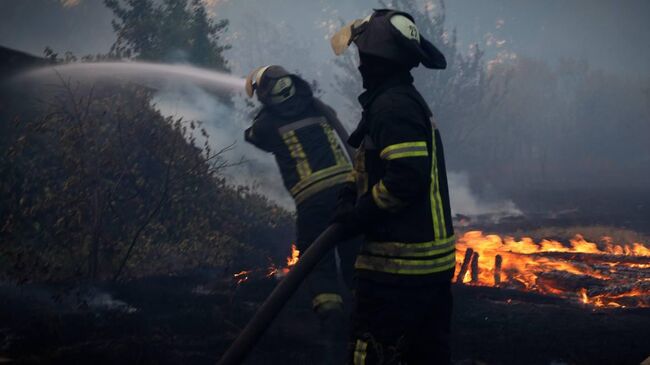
[216,224,346,365]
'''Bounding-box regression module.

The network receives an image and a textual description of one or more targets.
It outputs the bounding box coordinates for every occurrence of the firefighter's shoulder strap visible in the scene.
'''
[311,98,355,161]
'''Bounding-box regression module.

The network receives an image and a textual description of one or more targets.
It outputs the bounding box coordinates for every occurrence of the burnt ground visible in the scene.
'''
[0,272,649,365]
[1,188,650,365]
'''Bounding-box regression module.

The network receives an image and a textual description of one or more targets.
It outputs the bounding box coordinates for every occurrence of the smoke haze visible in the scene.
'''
[2,0,649,214]
[152,82,296,209]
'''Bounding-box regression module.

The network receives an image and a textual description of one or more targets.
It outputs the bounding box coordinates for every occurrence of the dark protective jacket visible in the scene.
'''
[246,76,359,318]
[245,76,353,208]
[346,71,455,284]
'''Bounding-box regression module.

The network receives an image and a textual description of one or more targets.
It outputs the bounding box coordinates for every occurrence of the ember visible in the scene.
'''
[454,231,650,308]
[233,270,251,285]
[233,244,300,283]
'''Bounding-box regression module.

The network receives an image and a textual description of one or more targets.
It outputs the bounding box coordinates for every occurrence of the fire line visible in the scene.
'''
[454,231,650,308]
[233,233,649,309]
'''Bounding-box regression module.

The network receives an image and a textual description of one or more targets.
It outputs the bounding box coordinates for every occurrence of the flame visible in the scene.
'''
[233,232,648,309]
[273,244,300,277]
[454,231,650,308]
[233,243,301,284]
[286,244,300,267]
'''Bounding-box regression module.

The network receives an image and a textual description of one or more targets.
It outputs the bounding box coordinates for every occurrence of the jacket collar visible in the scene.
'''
[349,71,415,148]
[357,70,414,110]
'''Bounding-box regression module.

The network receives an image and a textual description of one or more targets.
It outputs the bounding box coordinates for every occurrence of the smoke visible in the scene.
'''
[15,61,526,218]
[152,84,524,219]
[11,61,292,207]
[152,82,296,210]
[448,171,522,217]
[4,0,649,198]
[60,0,81,7]
[84,290,137,314]
[0,283,137,314]
[14,63,289,208]
[151,77,525,218]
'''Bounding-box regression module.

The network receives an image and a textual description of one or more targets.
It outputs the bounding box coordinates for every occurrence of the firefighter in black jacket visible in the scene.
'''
[243,65,359,362]
[331,9,455,364]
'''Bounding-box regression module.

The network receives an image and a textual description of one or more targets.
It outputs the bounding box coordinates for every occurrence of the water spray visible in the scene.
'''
[13,61,246,94]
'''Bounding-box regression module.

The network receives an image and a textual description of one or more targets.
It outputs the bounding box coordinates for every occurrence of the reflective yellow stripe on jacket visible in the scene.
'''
[280,119,353,205]
[281,130,312,179]
[371,180,402,211]
[355,236,456,275]
[380,141,428,160]
[353,339,368,365]
[311,293,343,312]
[429,131,448,240]
[371,141,429,211]
[322,122,350,166]
[290,164,353,205]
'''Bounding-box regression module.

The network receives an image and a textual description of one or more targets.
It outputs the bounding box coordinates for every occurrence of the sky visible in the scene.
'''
[0,0,648,76]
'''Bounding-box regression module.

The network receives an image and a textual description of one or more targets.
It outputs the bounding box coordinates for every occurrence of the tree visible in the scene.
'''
[104,0,230,71]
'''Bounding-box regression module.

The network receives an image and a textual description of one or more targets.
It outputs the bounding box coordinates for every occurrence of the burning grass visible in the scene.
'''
[454,229,650,308]
[233,227,650,309]
[232,244,300,284]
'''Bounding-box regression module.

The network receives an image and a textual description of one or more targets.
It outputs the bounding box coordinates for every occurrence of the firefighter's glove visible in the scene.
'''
[331,201,358,235]
[331,193,382,237]
[243,126,253,142]
[336,182,357,209]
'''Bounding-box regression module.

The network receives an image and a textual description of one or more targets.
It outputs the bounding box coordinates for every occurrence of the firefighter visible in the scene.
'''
[244,65,359,363]
[330,9,455,365]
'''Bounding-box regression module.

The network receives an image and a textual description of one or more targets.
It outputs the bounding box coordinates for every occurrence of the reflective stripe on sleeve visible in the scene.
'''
[380,141,428,160]
[371,180,403,211]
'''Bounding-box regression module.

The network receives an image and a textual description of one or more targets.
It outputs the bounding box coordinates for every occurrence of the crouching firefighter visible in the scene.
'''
[244,65,361,363]
[331,9,456,365]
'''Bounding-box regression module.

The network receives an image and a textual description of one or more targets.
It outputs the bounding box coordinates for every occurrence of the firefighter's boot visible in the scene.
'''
[314,294,347,364]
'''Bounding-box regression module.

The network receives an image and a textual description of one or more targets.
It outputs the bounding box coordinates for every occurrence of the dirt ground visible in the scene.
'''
[1,270,649,365]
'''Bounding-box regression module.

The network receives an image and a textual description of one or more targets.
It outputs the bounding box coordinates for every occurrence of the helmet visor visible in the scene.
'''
[330,16,371,56]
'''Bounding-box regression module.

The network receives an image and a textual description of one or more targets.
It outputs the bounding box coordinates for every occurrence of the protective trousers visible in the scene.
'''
[349,279,452,365]
[296,187,361,364]
[296,187,359,309]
